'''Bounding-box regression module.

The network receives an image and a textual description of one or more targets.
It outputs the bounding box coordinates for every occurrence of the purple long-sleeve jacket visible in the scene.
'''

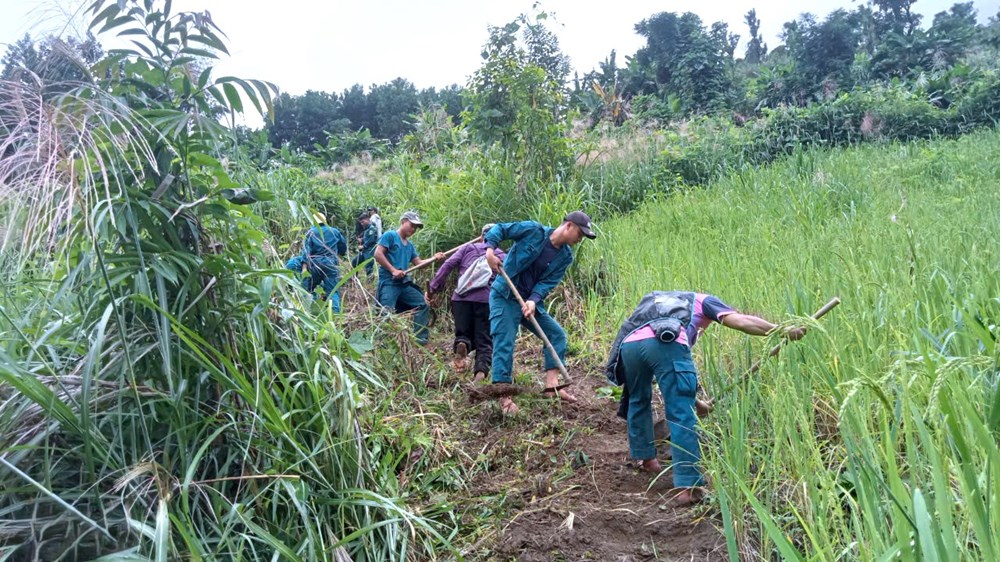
[429,242,505,303]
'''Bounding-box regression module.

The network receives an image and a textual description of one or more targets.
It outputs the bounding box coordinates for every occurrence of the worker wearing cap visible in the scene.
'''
[374,211,445,345]
[483,211,597,414]
[301,211,348,310]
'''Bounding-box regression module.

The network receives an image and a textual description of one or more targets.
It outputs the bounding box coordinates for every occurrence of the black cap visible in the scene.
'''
[564,210,596,239]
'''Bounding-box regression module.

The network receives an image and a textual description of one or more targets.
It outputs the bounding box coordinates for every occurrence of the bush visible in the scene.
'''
[954,74,1000,129]
[651,81,1000,190]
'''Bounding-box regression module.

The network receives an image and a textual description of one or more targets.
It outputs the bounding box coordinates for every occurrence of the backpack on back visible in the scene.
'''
[454,255,493,295]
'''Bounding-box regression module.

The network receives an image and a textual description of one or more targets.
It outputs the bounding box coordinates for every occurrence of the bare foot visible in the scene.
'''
[472,371,487,384]
[696,398,714,418]
[452,342,469,371]
[557,388,578,403]
[499,397,520,415]
[639,458,662,473]
[543,387,578,403]
[668,487,706,507]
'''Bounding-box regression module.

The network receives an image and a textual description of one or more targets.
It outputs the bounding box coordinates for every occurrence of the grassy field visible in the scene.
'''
[575,130,1000,560]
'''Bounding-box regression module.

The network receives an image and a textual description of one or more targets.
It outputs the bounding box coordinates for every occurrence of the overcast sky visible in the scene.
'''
[2,0,998,126]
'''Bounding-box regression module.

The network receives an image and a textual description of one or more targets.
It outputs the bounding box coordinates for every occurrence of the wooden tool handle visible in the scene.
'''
[497,266,572,383]
[402,235,483,275]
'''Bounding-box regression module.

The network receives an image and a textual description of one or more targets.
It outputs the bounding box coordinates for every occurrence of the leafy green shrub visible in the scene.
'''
[655,117,752,189]
[650,82,1000,192]
[631,93,679,123]
[0,3,455,560]
[313,128,390,166]
[954,74,1000,128]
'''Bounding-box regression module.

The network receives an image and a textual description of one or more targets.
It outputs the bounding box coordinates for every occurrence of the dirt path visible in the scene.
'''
[445,343,727,562]
[341,280,726,560]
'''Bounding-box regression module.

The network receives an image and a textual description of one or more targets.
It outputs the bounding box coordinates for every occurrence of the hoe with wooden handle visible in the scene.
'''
[467,265,574,403]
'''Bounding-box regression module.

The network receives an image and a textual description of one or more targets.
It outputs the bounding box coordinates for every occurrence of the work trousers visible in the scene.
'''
[377,280,430,344]
[452,300,492,375]
[304,258,341,312]
[489,292,566,384]
[620,337,704,488]
[351,251,374,276]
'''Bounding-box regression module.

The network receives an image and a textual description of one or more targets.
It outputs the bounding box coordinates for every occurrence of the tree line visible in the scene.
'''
[572,0,1000,120]
[4,0,999,158]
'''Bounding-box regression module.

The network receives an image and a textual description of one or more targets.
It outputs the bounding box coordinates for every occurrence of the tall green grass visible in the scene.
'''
[0,10,457,556]
[577,130,1000,560]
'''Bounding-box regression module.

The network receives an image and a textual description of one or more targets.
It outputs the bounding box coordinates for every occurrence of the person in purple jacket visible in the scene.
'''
[426,224,506,382]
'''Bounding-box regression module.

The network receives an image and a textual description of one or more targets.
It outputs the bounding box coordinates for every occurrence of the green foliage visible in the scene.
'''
[631,93,680,122]
[401,104,466,158]
[793,10,864,90]
[313,128,390,167]
[340,83,376,134]
[927,2,979,68]
[632,12,735,114]
[578,130,1000,560]
[872,0,923,36]
[0,1,452,560]
[650,79,1000,191]
[5,2,1000,561]
[370,77,419,143]
[265,81,464,152]
[954,73,1000,124]
[417,84,464,120]
[463,11,573,187]
[269,90,350,149]
[871,30,935,79]
[0,32,102,89]
[743,10,767,64]
[573,50,631,128]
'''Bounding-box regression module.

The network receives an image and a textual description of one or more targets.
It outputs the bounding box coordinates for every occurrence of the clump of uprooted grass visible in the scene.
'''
[576,130,1000,561]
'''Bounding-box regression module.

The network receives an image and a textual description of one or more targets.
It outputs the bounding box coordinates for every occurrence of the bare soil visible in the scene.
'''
[443,341,726,562]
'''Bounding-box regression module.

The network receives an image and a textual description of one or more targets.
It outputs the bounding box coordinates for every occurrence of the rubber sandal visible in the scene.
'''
[540,382,573,394]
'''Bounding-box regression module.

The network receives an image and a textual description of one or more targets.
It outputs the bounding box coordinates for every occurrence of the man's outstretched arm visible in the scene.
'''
[721,313,806,340]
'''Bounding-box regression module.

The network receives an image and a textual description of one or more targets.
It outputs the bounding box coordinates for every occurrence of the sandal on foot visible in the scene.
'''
[541,382,572,393]
[541,385,578,403]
